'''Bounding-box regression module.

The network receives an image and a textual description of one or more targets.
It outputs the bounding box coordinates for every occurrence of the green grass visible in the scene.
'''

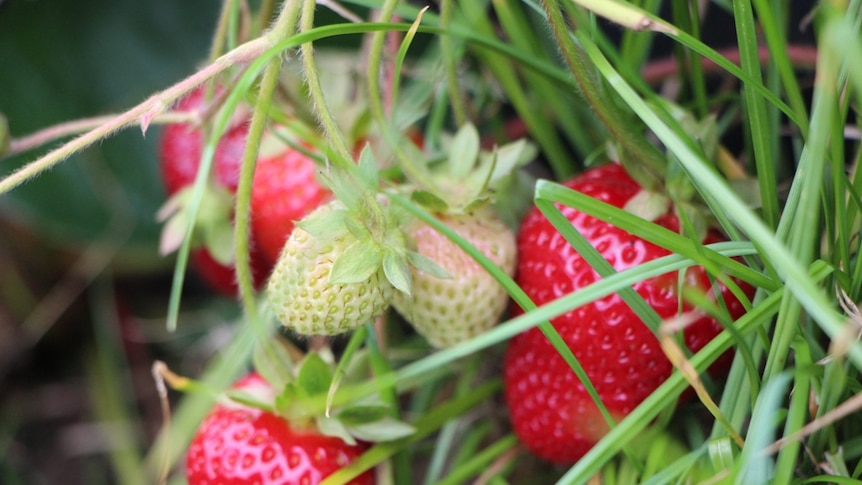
[3,0,862,483]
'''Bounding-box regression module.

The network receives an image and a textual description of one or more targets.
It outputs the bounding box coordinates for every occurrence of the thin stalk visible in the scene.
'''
[234,0,302,320]
[439,0,469,125]
[541,0,668,181]
[300,0,353,166]
[0,37,269,196]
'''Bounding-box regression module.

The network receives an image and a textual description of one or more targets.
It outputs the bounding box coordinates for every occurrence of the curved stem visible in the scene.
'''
[541,0,667,179]
[234,0,303,317]
[299,0,353,168]
[0,37,269,196]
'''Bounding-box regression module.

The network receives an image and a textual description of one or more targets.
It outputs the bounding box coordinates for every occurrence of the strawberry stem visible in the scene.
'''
[542,0,668,182]
[234,0,303,320]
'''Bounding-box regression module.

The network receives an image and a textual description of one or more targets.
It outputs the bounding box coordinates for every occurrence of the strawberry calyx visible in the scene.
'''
[407,123,537,215]
[156,183,236,264]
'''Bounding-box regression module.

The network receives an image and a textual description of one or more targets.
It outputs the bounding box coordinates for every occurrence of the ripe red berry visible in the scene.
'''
[186,373,374,485]
[250,146,330,265]
[504,163,755,465]
[189,247,270,297]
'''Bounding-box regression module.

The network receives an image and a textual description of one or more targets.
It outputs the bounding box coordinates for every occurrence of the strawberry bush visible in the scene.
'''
[2,0,860,484]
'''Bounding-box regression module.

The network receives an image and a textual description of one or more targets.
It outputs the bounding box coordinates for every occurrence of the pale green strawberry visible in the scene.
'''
[392,207,517,348]
[266,200,397,336]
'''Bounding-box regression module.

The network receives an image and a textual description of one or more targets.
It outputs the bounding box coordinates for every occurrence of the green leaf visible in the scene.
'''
[203,221,235,266]
[297,353,334,398]
[329,238,384,284]
[447,123,481,179]
[383,250,412,295]
[407,250,452,279]
[411,190,449,212]
[316,416,357,446]
[295,205,347,238]
[274,382,305,415]
[337,405,392,425]
[356,143,379,189]
[345,416,417,443]
[486,138,537,185]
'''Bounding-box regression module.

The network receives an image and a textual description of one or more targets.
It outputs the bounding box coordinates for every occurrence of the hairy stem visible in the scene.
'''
[234,0,303,317]
[541,0,667,179]
[0,37,269,196]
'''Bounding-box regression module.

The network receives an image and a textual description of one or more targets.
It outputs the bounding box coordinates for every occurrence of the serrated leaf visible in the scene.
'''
[297,352,334,397]
[315,416,357,446]
[329,238,384,284]
[345,417,416,443]
[356,143,379,189]
[407,250,452,279]
[411,190,448,212]
[448,123,481,179]
[337,405,391,425]
[383,250,411,295]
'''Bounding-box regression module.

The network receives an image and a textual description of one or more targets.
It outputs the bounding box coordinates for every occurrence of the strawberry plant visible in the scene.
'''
[3,0,862,484]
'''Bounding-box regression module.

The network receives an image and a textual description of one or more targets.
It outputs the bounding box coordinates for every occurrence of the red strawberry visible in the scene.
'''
[187,373,374,485]
[190,247,270,297]
[159,88,250,195]
[251,145,330,265]
[503,163,754,465]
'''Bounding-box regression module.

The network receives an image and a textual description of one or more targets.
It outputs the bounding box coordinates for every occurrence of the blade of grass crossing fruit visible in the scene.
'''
[557,261,833,484]
[575,28,862,372]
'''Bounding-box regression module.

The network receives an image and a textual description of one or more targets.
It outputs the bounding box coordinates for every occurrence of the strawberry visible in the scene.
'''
[190,247,270,297]
[391,208,516,348]
[186,372,374,485]
[266,199,398,336]
[389,124,534,347]
[251,145,330,266]
[159,88,249,195]
[503,162,755,465]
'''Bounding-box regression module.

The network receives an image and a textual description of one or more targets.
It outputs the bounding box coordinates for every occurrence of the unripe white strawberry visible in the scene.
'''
[392,208,516,348]
[266,201,396,336]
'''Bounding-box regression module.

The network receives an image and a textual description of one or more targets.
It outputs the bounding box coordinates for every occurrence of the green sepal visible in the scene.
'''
[447,123,481,179]
[411,190,449,212]
[345,416,416,442]
[329,238,384,284]
[383,250,412,295]
[203,219,235,265]
[297,352,334,397]
[274,382,305,417]
[295,205,348,238]
[315,415,357,446]
[356,143,379,189]
[407,250,452,279]
[337,405,391,425]
[225,389,275,412]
